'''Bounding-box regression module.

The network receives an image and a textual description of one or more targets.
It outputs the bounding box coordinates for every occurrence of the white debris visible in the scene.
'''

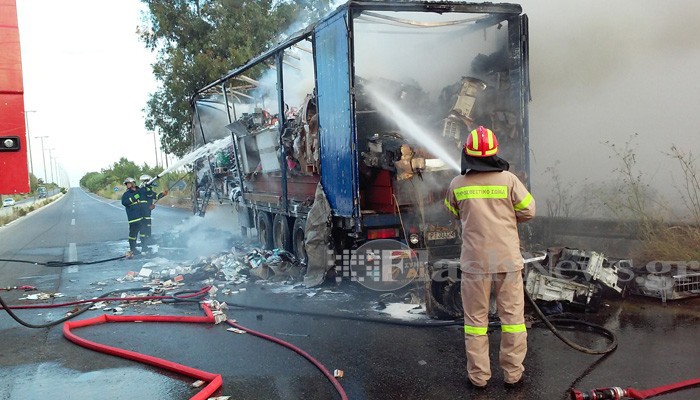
[379,303,427,321]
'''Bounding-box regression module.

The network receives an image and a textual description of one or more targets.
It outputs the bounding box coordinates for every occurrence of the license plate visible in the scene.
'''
[427,231,457,241]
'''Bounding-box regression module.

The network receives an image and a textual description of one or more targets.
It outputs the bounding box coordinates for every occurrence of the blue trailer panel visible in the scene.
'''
[315,10,358,218]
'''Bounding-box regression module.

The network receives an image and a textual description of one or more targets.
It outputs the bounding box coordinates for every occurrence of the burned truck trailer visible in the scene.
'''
[191,1,530,286]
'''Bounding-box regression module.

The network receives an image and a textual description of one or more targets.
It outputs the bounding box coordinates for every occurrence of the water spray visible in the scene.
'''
[365,86,461,172]
[145,137,232,187]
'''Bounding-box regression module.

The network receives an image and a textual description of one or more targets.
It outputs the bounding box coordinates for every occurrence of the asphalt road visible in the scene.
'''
[1,188,699,400]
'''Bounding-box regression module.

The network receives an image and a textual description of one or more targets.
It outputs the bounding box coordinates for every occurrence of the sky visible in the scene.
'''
[16,0,158,187]
[15,0,700,216]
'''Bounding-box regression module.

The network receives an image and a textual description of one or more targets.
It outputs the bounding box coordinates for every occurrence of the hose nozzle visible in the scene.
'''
[570,387,627,400]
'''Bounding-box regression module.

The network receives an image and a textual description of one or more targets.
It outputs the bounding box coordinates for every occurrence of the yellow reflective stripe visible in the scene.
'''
[465,147,498,157]
[513,193,533,211]
[444,198,459,216]
[464,325,488,335]
[454,185,507,200]
[501,323,527,333]
[128,217,143,223]
[487,130,494,149]
[471,130,479,150]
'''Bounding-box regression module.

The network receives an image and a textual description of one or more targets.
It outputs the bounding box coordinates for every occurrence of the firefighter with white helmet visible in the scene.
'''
[444,126,536,390]
[121,177,146,257]
[139,174,168,250]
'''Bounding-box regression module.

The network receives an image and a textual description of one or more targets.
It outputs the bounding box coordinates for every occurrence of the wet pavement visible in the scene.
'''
[1,189,700,400]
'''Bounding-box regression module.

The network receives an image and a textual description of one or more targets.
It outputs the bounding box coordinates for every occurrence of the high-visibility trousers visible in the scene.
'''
[461,271,527,386]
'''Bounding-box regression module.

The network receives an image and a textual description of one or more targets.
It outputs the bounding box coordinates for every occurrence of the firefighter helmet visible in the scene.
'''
[139,174,152,182]
[123,177,136,185]
[464,126,498,157]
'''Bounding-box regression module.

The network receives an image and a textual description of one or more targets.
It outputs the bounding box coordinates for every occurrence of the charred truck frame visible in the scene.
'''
[191,1,530,289]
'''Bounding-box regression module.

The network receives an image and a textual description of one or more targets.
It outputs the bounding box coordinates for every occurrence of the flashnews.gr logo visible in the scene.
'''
[328,239,424,291]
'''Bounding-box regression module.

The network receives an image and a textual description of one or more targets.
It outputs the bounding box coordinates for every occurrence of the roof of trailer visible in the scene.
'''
[193,1,522,99]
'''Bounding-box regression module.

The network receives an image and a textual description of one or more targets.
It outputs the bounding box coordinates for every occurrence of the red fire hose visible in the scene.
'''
[63,303,222,400]
[571,377,700,399]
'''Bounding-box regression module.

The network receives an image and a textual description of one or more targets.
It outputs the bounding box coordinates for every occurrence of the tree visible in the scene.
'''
[104,158,142,184]
[139,0,331,157]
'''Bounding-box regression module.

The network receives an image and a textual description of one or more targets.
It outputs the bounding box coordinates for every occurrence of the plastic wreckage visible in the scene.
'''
[524,248,630,313]
[426,248,632,319]
[626,262,700,302]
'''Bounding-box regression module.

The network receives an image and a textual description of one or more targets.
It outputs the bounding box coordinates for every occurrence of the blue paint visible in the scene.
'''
[315,10,358,218]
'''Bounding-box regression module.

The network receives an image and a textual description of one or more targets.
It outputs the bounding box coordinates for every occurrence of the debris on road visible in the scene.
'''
[18,292,64,301]
[627,262,700,302]
[0,285,37,291]
[191,380,205,388]
[524,247,630,312]
[333,369,344,378]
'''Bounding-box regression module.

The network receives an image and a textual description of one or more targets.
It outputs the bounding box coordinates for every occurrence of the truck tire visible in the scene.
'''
[256,212,274,250]
[292,218,307,264]
[273,214,292,251]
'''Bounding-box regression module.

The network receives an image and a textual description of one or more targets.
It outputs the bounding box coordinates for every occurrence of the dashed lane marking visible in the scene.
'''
[67,243,78,273]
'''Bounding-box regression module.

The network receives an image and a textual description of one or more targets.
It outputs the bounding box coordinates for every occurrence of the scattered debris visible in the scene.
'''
[18,292,64,301]
[227,328,247,334]
[628,262,700,302]
[333,369,344,378]
[418,360,427,366]
[192,380,205,388]
[0,285,37,291]
[524,247,630,312]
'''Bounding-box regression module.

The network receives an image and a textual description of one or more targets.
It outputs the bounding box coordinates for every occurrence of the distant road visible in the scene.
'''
[0,187,191,289]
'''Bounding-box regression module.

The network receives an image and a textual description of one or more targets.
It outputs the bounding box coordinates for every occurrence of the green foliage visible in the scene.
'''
[138,0,331,157]
[29,173,38,192]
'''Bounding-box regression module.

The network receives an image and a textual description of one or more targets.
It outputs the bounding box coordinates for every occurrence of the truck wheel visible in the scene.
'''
[256,212,274,250]
[273,214,292,251]
[292,218,307,264]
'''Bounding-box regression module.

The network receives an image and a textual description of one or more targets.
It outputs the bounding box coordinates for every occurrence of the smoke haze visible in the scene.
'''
[518,0,700,216]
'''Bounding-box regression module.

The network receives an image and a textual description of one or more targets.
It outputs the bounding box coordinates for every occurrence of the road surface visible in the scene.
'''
[0,188,699,400]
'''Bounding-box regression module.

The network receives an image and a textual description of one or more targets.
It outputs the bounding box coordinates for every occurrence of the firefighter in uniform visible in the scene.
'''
[444,126,535,389]
[139,174,168,249]
[121,177,146,256]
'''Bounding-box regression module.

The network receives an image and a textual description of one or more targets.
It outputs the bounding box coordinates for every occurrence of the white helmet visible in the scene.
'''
[123,177,136,184]
[139,174,152,182]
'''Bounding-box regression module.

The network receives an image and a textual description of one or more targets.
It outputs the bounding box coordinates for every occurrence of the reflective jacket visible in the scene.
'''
[121,187,146,222]
[444,170,535,274]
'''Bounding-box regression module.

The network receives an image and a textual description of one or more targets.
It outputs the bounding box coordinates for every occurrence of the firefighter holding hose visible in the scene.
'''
[121,177,146,257]
[444,126,535,390]
[139,174,168,250]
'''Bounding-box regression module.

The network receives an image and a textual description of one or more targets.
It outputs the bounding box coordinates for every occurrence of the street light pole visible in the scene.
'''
[34,135,48,184]
[47,148,55,184]
[23,110,36,175]
[153,131,159,168]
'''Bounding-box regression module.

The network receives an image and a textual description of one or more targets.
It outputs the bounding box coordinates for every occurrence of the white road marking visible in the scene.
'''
[67,243,78,273]
[71,219,75,225]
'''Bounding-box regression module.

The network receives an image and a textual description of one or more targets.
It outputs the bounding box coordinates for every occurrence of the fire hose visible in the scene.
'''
[1,285,347,399]
[570,378,700,400]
